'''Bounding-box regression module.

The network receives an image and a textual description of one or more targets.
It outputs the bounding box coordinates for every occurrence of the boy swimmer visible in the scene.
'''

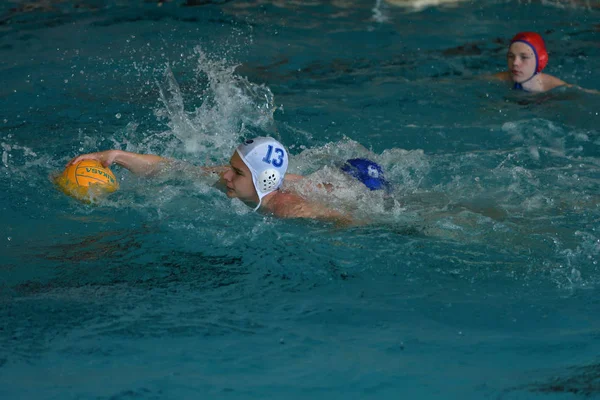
[493,32,567,93]
[66,137,391,224]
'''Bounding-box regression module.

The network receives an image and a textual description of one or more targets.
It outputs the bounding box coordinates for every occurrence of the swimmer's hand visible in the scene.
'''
[67,150,120,168]
[67,150,169,177]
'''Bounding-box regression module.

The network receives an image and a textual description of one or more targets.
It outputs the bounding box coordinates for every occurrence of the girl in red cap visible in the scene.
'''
[494,32,567,93]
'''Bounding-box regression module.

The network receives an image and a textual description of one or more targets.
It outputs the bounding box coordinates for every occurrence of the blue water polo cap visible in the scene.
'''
[341,158,390,191]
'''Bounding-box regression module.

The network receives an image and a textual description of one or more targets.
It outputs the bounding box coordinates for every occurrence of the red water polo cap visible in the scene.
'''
[511,32,548,73]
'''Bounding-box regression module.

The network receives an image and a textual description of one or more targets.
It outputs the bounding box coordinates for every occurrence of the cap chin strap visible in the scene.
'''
[251,190,278,212]
[513,71,538,91]
[521,71,538,84]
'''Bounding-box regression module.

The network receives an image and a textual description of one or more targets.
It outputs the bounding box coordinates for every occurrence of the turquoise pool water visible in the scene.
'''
[1,1,600,399]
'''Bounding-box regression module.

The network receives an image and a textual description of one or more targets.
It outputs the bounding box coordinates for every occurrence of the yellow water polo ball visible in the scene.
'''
[56,159,119,201]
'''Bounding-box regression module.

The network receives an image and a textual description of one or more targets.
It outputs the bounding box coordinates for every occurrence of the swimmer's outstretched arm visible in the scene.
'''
[576,86,600,95]
[67,150,229,177]
[67,150,170,176]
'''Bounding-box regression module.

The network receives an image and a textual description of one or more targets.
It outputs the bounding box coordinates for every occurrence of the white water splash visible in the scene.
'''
[153,47,277,161]
[384,0,470,12]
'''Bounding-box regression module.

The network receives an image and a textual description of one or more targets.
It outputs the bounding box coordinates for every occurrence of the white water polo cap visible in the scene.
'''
[236,137,288,210]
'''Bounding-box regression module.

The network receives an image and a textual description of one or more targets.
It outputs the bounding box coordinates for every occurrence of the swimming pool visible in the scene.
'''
[1,0,599,398]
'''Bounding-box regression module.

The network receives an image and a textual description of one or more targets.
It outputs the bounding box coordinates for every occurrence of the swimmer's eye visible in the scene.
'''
[228,166,244,176]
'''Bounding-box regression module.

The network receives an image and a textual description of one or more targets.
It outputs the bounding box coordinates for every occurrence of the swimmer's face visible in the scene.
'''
[507,42,537,82]
[222,152,259,205]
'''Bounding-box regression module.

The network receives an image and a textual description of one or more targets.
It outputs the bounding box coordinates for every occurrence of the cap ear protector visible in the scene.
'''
[257,169,281,193]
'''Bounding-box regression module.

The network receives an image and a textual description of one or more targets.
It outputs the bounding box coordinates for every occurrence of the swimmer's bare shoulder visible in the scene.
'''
[489,71,583,93]
[491,71,511,81]
[538,74,600,94]
[264,191,353,225]
[540,73,568,91]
